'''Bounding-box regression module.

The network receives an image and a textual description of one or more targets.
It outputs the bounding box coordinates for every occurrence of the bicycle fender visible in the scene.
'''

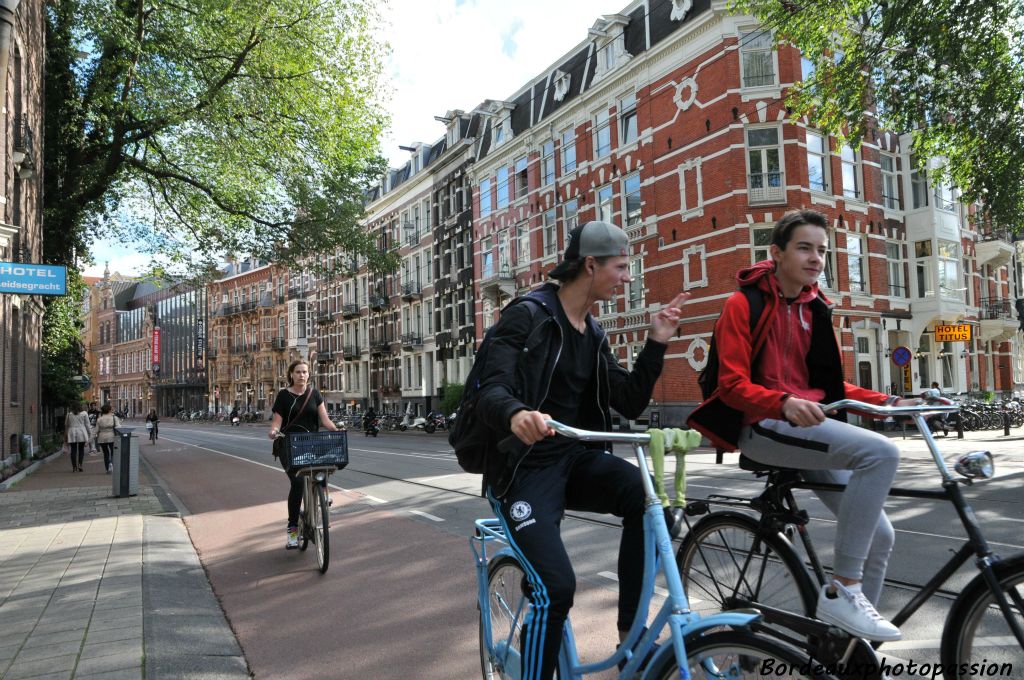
[680,510,803,556]
[640,615,763,679]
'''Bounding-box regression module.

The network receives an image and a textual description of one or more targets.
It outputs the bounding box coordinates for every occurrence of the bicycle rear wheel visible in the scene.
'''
[676,512,817,630]
[481,555,531,680]
[941,554,1024,677]
[313,483,330,573]
[649,630,835,679]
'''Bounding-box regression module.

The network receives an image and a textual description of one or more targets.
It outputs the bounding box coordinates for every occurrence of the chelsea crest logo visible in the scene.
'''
[510,501,532,522]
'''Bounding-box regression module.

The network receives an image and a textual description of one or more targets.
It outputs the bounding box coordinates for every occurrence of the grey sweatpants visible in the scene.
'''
[740,417,899,605]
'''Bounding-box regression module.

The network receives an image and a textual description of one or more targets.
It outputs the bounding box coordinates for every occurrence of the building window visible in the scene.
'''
[596,185,614,223]
[819,231,836,290]
[494,118,506,145]
[481,236,494,278]
[880,154,900,210]
[746,127,783,202]
[541,141,555,186]
[627,258,644,310]
[562,199,578,247]
[561,127,577,173]
[752,226,773,262]
[886,242,905,296]
[496,166,509,209]
[910,156,928,209]
[806,131,829,193]
[938,239,961,299]
[934,182,955,212]
[623,173,641,227]
[847,234,867,293]
[840,144,861,200]
[516,223,530,265]
[915,239,934,297]
[543,209,557,256]
[619,93,637,145]
[594,109,612,159]
[740,30,776,87]
[479,178,492,216]
[514,155,528,199]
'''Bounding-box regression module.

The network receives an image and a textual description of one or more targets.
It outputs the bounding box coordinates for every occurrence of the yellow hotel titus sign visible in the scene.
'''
[934,324,972,342]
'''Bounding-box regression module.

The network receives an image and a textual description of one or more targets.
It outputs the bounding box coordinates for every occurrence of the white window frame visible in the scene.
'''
[496,166,510,209]
[886,242,905,297]
[623,172,641,227]
[514,155,528,199]
[739,29,777,88]
[840,144,862,201]
[479,178,492,217]
[541,140,555,186]
[880,153,900,210]
[596,184,614,223]
[561,127,577,174]
[806,130,829,194]
[627,257,645,310]
[619,93,638,146]
[910,155,928,209]
[543,209,558,257]
[745,126,784,203]
[846,233,868,294]
[516,223,530,266]
[594,109,612,159]
[562,198,578,248]
[752,226,773,263]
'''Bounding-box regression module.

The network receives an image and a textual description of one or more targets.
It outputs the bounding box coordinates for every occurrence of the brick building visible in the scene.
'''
[465,0,1017,424]
[0,0,45,462]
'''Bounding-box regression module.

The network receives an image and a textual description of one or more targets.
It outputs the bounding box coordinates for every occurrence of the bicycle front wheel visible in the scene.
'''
[649,630,835,679]
[481,555,530,680]
[941,554,1024,677]
[313,483,330,573]
[676,512,817,629]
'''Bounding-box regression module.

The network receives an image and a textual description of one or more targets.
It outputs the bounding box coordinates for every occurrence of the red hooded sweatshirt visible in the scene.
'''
[717,260,888,426]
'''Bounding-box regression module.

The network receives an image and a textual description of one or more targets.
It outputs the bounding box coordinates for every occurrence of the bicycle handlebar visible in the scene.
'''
[820,399,959,416]
[544,420,651,444]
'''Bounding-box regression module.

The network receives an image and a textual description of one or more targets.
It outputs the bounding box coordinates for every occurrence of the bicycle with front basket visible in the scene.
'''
[276,430,349,574]
[473,420,835,680]
[675,400,1024,678]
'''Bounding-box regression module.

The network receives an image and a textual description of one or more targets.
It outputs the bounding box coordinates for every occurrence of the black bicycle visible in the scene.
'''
[676,400,1023,678]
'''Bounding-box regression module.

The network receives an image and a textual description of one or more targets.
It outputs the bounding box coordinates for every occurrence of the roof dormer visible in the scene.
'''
[480,99,515,147]
[589,15,631,81]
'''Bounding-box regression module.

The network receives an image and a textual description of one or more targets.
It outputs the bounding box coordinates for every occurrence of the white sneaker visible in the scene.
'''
[816,581,901,641]
[285,527,299,550]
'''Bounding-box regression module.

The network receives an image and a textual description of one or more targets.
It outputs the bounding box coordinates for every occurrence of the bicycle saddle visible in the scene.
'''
[738,454,800,474]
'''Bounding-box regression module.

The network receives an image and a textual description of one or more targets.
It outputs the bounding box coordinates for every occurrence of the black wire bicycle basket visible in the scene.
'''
[284,431,349,470]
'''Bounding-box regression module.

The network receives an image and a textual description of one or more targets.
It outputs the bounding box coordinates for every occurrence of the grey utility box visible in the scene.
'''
[112,427,139,497]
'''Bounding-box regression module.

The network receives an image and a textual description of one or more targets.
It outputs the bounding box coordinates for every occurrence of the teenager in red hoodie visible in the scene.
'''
[688,210,920,642]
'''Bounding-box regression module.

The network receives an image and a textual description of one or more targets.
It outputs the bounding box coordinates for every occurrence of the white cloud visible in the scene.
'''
[379,0,623,167]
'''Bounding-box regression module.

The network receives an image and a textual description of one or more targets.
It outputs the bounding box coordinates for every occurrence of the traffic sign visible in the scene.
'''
[891,346,912,367]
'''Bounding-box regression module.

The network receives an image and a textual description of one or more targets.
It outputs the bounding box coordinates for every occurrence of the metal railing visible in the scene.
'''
[748,171,785,203]
[980,297,1014,320]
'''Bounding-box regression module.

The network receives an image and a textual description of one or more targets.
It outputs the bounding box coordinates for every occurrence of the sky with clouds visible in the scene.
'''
[84,0,621,278]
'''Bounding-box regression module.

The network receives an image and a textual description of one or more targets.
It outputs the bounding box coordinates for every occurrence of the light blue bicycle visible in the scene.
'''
[472,421,831,680]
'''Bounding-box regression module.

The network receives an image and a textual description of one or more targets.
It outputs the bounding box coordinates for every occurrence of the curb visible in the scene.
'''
[0,450,63,490]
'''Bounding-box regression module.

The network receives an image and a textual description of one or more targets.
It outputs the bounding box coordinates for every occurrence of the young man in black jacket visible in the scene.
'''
[476,221,689,680]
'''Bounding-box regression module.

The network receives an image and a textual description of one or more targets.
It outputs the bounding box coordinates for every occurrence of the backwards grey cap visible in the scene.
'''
[549,220,629,278]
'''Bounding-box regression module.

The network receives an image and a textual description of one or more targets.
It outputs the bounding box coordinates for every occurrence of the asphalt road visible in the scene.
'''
[139,421,1024,679]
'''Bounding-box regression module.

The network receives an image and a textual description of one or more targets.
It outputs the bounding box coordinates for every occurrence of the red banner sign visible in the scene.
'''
[152,327,161,366]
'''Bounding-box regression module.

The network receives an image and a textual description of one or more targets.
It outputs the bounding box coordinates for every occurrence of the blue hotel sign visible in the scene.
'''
[0,262,67,295]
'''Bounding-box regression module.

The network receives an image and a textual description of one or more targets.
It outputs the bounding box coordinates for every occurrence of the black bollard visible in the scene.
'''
[956,413,964,439]
[1004,410,1011,437]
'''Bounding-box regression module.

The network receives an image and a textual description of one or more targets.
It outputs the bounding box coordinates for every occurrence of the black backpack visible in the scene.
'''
[697,285,765,399]
[449,297,543,473]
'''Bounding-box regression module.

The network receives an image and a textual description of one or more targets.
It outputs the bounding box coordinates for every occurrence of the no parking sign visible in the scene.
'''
[890,346,912,367]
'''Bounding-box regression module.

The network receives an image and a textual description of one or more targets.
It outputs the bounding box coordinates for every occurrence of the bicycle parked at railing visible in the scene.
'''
[275,430,349,573]
[675,400,1023,679]
[474,420,833,680]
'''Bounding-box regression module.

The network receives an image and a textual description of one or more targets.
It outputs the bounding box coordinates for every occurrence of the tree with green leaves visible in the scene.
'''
[43,0,392,273]
[734,0,1024,229]
[41,269,87,410]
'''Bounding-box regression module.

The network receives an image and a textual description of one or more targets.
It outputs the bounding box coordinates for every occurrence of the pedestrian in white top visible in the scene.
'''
[64,402,92,472]
[94,403,122,473]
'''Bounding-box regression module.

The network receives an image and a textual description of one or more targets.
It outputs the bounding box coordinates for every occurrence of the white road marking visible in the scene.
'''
[408,510,444,522]
[362,495,388,503]
[418,474,462,483]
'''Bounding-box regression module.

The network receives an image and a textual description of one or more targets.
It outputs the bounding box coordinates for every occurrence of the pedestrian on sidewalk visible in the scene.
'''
[64,402,92,472]
[268,359,339,550]
[95,403,122,473]
[87,401,100,454]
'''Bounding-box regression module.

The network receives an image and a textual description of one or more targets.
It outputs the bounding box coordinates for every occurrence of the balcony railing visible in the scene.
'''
[369,295,388,311]
[370,338,393,354]
[317,350,335,362]
[342,344,360,360]
[748,172,785,204]
[980,298,1014,320]
[980,227,1015,243]
[401,282,421,300]
[400,333,423,348]
[287,287,304,300]
[271,337,287,350]
[341,302,360,318]
[317,310,332,324]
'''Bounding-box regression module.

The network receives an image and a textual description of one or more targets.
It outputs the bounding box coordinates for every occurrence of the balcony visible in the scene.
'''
[207,347,218,359]
[976,229,1016,268]
[747,171,785,204]
[317,349,335,362]
[370,338,393,354]
[271,337,287,350]
[436,331,452,347]
[287,287,304,300]
[479,265,515,305]
[342,344,360,360]
[401,282,421,301]
[979,298,1017,342]
[317,310,332,324]
[341,303,360,318]
[369,295,388,311]
[400,333,423,349]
